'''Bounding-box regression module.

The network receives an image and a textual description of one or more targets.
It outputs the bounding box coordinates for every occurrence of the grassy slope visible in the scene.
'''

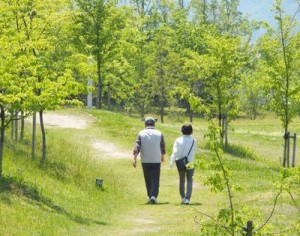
[0,108,299,235]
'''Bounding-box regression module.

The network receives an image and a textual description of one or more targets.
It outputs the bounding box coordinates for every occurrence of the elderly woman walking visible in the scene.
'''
[170,124,197,205]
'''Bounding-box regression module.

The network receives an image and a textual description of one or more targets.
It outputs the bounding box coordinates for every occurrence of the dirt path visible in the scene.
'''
[42,112,129,159]
[41,113,89,129]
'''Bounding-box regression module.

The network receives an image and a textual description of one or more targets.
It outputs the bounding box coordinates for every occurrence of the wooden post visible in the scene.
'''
[11,111,14,140]
[246,220,253,236]
[283,132,288,167]
[107,81,111,110]
[243,220,253,236]
[292,133,296,167]
[224,115,228,148]
[287,132,290,167]
[14,112,18,142]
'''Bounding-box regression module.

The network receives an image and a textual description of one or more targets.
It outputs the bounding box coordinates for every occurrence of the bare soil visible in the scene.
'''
[42,112,129,159]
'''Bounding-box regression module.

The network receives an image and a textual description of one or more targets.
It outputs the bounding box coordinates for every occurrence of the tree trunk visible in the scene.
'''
[107,81,111,110]
[96,44,102,109]
[189,112,193,123]
[96,80,101,109]
[39,110,47,163]
[10,111,14,140]
[14,111,18,142]
[224,115,228,148]
[160,104,164,124]
[0,106,5,177]
[187,105,193,123]
[218,113,224,142]
[140,106,145,120]
[31,112,36,160]
[20,110,25,141]
[179,0,184,8]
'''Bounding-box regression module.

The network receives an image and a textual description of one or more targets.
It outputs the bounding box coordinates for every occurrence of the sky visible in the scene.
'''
[178,0,300,25]
[238,0,300,40]
[238,0,300,25]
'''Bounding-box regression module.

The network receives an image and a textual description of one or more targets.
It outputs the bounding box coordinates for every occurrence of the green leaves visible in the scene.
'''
[256,0,300,132]
[279,167,300,190]
[0,0,85,112]
[205,172,225,192]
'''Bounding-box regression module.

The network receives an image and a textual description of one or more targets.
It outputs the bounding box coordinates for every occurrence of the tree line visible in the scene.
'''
[0,0,299,176]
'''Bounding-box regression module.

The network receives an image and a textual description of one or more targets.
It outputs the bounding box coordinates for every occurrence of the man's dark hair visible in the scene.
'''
[181,124,193,135]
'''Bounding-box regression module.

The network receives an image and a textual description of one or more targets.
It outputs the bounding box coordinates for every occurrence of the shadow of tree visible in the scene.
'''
[0,176,107,226]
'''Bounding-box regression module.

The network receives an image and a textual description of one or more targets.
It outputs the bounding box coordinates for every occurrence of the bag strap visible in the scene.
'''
[186,139,194,157]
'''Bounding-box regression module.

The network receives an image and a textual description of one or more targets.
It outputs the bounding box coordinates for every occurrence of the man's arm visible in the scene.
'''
[133,135,141,168]
[160,134,166,163]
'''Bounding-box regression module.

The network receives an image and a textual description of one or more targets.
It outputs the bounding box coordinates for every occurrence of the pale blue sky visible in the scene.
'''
[239,0,300,40]
[239,0,300,25]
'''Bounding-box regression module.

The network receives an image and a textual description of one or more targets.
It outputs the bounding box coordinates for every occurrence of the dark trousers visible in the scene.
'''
[142,163,161,198]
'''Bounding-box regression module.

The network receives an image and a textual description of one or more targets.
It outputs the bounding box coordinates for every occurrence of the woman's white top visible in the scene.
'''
[170,135,196,163]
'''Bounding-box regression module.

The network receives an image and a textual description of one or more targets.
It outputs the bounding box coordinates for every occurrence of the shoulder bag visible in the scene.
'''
[175,139,194,171]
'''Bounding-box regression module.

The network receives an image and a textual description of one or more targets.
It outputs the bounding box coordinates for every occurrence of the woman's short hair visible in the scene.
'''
[181,124,193,135]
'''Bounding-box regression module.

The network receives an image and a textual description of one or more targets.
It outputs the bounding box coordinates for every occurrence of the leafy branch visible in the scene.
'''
[207,123,236,235]
[255,185,283,233]
[197,122,300,235]
[196,122,245,235]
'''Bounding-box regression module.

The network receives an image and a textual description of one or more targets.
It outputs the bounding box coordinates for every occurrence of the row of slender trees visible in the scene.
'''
[0,0,85,176]
[0,0,299,176]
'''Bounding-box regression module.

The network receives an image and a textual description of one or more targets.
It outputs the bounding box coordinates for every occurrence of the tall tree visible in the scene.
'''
[170,7,208,122]
[200,31,245,145]
[125,0,179,120]
[145,25,177,123]
[122,12,153,118]
[186,0,251,144]
[74,0,126,109]
[256,0,300,166]
[0,0,36,176]
[142,0,178,123]
[239,46,266,120]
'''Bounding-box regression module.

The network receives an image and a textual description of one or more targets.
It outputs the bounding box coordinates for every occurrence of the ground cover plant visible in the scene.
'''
[0,108,299,235]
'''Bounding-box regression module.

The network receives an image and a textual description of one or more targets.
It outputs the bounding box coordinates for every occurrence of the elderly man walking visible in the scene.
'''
[133,117,166,204]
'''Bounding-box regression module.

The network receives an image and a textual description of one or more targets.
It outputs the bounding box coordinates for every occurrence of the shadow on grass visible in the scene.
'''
[223,143,258,160]
[142,201,171,205]
[142,201,202,206]
[203,142,258,160]
[0,175,108,226]
[170,202,202,206]
[183,202,202,206]
[39,160,69,182]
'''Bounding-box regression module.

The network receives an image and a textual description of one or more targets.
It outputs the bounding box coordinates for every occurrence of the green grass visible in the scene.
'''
[0,108,299,235]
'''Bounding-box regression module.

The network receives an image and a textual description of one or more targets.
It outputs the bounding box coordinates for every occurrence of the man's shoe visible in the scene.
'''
[150,196,157,204]
[181,198,185,204]
[184,198,190,205]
